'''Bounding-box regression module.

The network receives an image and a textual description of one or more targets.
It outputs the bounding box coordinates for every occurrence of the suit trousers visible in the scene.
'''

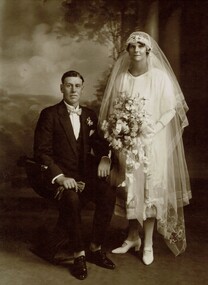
[54,177,116,253]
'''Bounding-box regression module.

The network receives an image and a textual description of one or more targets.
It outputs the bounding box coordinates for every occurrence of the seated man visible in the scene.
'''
[32,70,116,280]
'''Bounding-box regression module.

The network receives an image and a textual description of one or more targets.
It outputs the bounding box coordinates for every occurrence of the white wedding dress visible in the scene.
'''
[110,68,191,255]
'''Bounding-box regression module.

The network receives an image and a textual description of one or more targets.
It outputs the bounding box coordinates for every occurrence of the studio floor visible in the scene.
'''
[0,176,207,285]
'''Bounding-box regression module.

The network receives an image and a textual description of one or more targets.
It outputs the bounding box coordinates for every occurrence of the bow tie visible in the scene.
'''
[67,107,82,116]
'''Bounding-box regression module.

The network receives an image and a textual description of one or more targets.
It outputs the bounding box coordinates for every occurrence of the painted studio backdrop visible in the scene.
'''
[0,0,207,197]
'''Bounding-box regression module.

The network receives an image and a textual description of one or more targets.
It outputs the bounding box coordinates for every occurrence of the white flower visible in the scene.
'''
[132,149,138,155]
[102,120,109,131]
[86,117,93,126]
[111,138,122,149]
[122,122,130,133]
[114,120,122,134]
[125,103,131,110]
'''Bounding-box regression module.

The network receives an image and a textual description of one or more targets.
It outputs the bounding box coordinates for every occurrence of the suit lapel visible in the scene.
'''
[57,101,77,155]
[80,108,89,156]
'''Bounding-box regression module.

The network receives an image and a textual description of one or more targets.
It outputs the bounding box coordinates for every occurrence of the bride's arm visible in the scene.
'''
[155,109,176,133]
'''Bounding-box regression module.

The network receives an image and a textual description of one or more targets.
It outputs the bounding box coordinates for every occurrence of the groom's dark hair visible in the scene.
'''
[61,70,84,84]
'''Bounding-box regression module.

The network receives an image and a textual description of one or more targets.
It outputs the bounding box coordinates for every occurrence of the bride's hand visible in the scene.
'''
[140,123,155,136]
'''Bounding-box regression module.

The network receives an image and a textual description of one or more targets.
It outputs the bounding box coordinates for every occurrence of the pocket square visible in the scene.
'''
[89,130,95,136]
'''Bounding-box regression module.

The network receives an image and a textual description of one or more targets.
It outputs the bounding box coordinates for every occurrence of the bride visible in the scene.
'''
[99,31,191,265]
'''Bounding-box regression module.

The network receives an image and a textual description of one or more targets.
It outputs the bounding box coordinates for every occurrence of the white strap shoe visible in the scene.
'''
[142,247,154,265]
[112,237,141,254]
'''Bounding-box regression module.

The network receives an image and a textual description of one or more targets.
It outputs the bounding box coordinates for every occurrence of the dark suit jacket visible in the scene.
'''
[33,100,109,187]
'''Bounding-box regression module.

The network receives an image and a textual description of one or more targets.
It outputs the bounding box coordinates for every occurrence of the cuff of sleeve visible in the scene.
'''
[108,150,112,159]
[159,109,176,126]
[101,155,111,164]
[52,173,64,184]
[155,121,164,134]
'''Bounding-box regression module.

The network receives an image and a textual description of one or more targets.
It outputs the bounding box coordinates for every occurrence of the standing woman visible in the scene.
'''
[99,32,191,265]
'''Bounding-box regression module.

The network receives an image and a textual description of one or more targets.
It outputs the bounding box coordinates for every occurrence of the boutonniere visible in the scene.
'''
[86,117,93,126]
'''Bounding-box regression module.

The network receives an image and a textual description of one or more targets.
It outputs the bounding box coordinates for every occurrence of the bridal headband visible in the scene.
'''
[126,32,152,51]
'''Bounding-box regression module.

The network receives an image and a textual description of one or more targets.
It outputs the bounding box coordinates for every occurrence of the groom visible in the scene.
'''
[33,70,116,280]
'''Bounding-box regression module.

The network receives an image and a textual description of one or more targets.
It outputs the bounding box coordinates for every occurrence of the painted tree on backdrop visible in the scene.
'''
[60,0,153,110]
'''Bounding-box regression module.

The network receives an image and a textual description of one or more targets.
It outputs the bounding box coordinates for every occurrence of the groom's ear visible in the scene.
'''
[60,84,63,93]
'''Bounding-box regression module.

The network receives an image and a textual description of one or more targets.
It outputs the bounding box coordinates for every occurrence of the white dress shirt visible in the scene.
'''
[64,101,81,140]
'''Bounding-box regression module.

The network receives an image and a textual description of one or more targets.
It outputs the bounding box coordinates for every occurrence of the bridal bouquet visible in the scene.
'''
[101,92,154,173]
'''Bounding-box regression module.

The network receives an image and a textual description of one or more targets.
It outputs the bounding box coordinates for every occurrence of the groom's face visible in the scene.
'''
[60,76,84,107]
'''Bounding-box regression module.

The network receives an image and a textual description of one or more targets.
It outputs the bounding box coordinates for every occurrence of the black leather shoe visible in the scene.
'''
[72,256,88,280]
[88,250,115,270]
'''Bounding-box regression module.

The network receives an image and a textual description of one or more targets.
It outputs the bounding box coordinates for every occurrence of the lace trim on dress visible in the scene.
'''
[143,195,187,256]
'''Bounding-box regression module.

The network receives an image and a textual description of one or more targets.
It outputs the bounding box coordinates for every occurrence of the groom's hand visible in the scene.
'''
[55,175,78,191]
[98,156,111,177]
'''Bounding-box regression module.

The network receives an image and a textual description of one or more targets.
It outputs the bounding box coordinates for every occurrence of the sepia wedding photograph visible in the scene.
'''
[0,0,207,284]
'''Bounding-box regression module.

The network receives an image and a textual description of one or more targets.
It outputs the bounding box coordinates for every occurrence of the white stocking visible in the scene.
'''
[127,219,140,241]
[143,218,155,248]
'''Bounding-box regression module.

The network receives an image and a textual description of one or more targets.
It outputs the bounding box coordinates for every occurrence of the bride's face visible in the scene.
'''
[128,42,148,62]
